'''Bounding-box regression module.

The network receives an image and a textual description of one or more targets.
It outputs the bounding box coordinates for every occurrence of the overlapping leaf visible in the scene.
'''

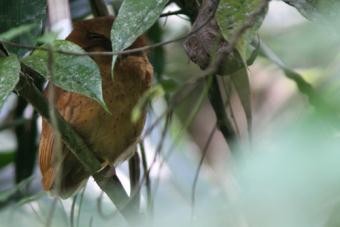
[22,40,108,111]
[110,0,169,76]
[216,0,267,60]
[0,55,21,110]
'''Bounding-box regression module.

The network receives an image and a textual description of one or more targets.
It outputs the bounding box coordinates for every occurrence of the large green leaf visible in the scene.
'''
[0,55,21,110]
[0,0,46,56]
[22,40,108,110]
[110,0,169,75]
[216,0,267,60]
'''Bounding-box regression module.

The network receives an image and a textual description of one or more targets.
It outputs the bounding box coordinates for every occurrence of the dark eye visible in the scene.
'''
[87,32,107,41]
[85,32,112,51]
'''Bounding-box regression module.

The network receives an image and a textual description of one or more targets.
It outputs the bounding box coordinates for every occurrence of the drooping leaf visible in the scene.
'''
[22,40,108,111]
[259,40,329,112]
[110,0,169,75]
[283,0,340,25]
[0,55,21,110]
[230,68,252,132]
[216,0,267,60]
[0,0,46,56]
[0,151,15,169]
[147,22,165,80]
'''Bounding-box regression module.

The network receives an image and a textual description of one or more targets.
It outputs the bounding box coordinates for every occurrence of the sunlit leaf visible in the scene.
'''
[111,0,169,76]
[0,0,46,56]
[216,0,267,59]
[22,40,108,111]
[0,55,21,110]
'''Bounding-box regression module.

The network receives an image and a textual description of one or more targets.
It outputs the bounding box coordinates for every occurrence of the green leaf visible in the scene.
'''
[0,151,15,169]
[0,55,21,110]
[0,0,46,56]
[22,40,108,111]
[148,22,165,80]
[216,0,267,60]
[111,0,169,76]
[132,85,164,123]
[283,0,340,24]
[230,67,252,132]
[0,24,38,41]
[36,32,58,44]
[160,78,179,93]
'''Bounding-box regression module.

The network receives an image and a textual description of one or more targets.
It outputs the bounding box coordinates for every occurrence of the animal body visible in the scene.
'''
[39,16,152,198]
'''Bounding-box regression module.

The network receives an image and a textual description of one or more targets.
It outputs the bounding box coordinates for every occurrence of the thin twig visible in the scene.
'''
[160,10,185,17]
[0,9,214,57]
[191,124,217,213]
[70,194,78,227]
[96,191,113,220]
[139,142,152,216]
[46,197,58,227]
[152,77,213,198]
[76,186,86,227]
[128,151,141,212]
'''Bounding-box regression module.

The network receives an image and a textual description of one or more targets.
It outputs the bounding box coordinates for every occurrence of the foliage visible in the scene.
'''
[0,55,20,109]
[22,40,108,110]
[0,0,340,226]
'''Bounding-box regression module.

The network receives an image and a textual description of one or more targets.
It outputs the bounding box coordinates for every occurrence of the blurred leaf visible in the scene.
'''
[111,0,169,76]
[0,0,46,56]
[132,85,164,122]
[160,78,179,93]
[283,0,340,25]
[216,0,267,59]
[16,191,46,206]
[0,177,33,202]
[261,22,339,68]
[0,151,15,169]
[22,40,108,111]
[0,55,21,110]
[36,32,58,44]
[0,24,37,41]
[70,0,113,19]
[259,40,336,118]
